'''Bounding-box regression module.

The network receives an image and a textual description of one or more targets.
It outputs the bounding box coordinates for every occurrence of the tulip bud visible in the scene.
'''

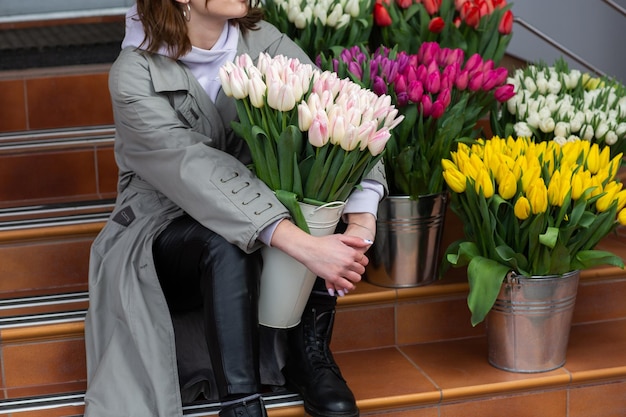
[514,196,531,220]
[367,128,391,156]
[443,167,467,193]
[373,3,392,26]
[527,178,548,214]
[498,9,513,35]
[308,112,330,147]
[498,170,517,200]
[618,208,626,226]
[475,168,495,198]
[298,102,313,131]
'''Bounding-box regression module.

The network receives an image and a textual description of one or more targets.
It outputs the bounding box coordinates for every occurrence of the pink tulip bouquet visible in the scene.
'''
[263,0,374,61]
[219,53,404,232]
[442,136,626,325]
[372,0,514,64]
[318,41,515,198]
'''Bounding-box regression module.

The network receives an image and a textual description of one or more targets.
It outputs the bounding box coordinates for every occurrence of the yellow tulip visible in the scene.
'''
[586,144,601,174]
[441,158,457,172]
[514,196,531,220]
[475,168,495,198]
[547,171,562,206]
[598,145,611,168]
[618,208,626,226]
[521,164,541,192]
[442,167,467,193]
[596,183,619,212]
[527,178,548,214]
[498,170,518,200]
[570,171,585,200]
[616,190,626,212]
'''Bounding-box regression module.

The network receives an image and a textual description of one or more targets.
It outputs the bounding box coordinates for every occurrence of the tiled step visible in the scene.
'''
[1,280,626,416]
[0,127,117,209]
[0,65,113,134]
[0,206,110,299]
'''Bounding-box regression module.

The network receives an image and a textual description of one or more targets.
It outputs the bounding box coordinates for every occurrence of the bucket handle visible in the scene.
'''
[310,201,346,213]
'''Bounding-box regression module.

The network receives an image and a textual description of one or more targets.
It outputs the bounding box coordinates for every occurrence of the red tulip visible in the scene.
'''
[374,3,393,26]
[428,16,445,33]
[462,4,481,28]
[423,0,441,15]
[499,9,513,34]
[493,0,507,8]
[396,0,413,8]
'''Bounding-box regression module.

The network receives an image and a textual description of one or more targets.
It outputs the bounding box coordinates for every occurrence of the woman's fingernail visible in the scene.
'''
[364,239,373,244]
[328,288,336,297]
[337,290,345,297]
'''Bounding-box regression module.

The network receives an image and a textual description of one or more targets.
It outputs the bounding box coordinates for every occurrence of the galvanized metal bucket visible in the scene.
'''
[365,193,448,288]
[486,270,580,373]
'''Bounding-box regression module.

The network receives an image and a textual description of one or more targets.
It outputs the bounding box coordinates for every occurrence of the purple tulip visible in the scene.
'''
[396,91,409,107]
[348,61,363,80]
[372,76,388,96]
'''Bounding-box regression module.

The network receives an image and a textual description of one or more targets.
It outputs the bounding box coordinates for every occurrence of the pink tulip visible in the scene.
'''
[298,102,313,131]
[367,128,391,156]
[455,69,470,90]
[464,53,483,73]
[430,100,445,118]
[437,87,452,108]
[356,120,377,150]
[420,94,433,117]
[247,73,266,108]
[418,42,440,66]
[468,71,484,91]
[229,66,249,100]
[394,74,408,95]
[425,70,441,94]
[494,84,516,102]
[330,115,348,147]
[408,80,424,103]
[309,112,330,148]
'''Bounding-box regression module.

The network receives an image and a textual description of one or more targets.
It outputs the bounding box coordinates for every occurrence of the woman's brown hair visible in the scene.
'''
[136,0,264,59]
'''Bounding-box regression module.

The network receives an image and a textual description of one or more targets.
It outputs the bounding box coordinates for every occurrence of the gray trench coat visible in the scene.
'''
[83,20,386,417]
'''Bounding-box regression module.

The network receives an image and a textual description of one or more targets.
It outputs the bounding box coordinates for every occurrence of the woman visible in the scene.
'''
[83,1,386,416]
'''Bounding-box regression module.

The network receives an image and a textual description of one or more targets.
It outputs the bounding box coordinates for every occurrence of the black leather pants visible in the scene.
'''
[152,214,263,399]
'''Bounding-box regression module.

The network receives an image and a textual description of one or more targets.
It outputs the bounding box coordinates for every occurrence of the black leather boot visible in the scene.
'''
[282,287,359,417]
[219,394,268,417]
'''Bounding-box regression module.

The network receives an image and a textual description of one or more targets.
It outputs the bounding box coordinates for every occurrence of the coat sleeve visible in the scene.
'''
[109,49,289,253]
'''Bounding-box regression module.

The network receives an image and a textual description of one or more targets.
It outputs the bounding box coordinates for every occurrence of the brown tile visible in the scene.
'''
[363,407,439,416]
[0,148,98,206]
[332,304,395,352]
[573,277,626,324]
[569,381,626,417]
[14,404,85,417]
[565,319,626,373]
[396,297,484,345]
[440,390,566,417]
[3,338,86,391]
[96,145,118,197]
[334,347,438,402]
[0,237,92,296]
[400,338,569,392]
[26,73,113,130]
[6,380,86,400]
[0,79,27,132]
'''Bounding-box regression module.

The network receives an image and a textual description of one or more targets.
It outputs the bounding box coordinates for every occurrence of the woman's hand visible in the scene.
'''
[270,219,372,294]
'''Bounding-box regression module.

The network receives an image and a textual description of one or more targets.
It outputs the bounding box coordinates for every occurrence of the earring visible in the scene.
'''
[182,3,191,22]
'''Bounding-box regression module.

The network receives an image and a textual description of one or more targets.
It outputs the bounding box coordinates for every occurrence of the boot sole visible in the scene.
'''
[304,403,359,417]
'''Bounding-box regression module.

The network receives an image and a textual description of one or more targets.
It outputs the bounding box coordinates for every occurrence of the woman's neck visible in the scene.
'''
[186,19,228,51]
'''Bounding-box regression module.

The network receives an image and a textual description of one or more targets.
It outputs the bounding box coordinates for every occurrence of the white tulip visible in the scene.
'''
[595,121,609,139]
[344,0,360,17]
[580,124,594,140]
[526,111,541,128]
[539,117,556,133]
[326,4,344,27]
[605,131,618,145]
[554,121,569,138]
[514,122,533,138]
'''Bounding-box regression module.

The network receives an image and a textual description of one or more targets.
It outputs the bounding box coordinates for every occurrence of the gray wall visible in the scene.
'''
[0,0,134,22]
[507,0,626,83]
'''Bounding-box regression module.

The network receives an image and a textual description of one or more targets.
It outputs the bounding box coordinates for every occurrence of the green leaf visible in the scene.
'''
[539,226,559,249]
[571,250,625,270]
[467,256,511,326]
[275,190,310,234]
